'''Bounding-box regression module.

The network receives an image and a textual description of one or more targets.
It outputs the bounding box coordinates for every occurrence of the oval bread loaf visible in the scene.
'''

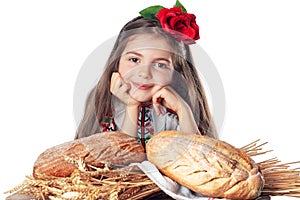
[146,131,264,200]
[33,132,146,177]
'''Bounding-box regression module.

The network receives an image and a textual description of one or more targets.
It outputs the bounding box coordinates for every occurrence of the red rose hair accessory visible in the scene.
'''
[139,0,200,45]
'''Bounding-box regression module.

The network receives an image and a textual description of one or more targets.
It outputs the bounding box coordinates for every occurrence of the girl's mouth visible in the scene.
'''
[132,82,153,90]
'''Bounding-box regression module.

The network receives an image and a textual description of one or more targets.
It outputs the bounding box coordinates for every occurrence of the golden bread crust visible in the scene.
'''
[33,132,146,177]
[146,130,264,199]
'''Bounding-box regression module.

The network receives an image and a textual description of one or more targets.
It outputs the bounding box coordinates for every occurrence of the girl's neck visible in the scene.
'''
[140,101,152,107]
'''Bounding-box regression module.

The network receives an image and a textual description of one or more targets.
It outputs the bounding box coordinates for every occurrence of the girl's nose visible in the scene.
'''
[137,65,152,79]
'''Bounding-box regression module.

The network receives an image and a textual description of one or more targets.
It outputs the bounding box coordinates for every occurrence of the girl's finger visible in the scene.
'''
[152,87,181,113]
[113,72,126,85]
[152,90,162,104]
[119,82,130,94]
[110,77,122,94]
[152,103,161,116]
[152,93,166,115]
[110,72,118,92]
[111,73,125,94]
[159,104,166,115]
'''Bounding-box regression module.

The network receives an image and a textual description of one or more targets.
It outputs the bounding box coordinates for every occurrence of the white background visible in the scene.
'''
[1,0,300,199]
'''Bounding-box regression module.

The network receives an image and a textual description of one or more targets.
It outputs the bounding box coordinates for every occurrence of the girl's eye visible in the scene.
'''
[129,58,140,63]
[154,63,167,69]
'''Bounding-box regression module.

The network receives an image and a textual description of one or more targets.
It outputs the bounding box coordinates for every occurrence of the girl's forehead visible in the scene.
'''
[123,34,172,53]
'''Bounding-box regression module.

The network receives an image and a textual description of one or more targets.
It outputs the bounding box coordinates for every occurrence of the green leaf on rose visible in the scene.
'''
[175,0,187,12]
[139,5,164,20]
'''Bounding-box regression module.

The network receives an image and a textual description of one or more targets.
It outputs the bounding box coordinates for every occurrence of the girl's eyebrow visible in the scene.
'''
[125,51,171,64]
[124,51,143,57]
[153,58,171,64]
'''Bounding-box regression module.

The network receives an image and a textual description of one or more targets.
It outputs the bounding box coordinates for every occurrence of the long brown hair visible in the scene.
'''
[75,16,218,139]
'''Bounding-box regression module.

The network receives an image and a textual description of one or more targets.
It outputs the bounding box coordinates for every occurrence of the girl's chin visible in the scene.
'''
[129,92,152,103]
[131,96,152,103]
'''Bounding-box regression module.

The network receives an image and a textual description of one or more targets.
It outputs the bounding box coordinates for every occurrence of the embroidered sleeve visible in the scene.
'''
[100,115,117,132]
[165,110,180,131]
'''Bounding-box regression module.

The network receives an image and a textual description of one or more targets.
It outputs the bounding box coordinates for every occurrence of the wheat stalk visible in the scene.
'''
[241,139,300,198]
[5,158,159,200]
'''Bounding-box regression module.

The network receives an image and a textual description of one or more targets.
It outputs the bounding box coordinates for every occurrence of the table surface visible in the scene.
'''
[6,191,174,200]
[6,191,300,200]
[6,193,275,200]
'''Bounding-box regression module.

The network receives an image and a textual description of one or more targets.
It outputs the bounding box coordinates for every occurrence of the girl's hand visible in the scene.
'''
[152,86,187,116]
[153,86,200,134]
[110,72,139,137]
[110,72,140,106]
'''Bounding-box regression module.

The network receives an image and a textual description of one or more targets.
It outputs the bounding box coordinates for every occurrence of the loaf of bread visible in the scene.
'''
[33,132,146,177]
[146,131,264,199]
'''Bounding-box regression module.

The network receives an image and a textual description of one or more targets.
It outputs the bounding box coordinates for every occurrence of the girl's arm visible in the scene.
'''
[152,87,200,134]
[176,100,200,134]
[120,105,139,137]
[110,72,140,137]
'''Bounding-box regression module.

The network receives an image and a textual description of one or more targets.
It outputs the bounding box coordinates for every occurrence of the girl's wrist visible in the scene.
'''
[125,104,140,120]
[177,100,190,117]
[126,104,140,111]
[121,103,139,138]
[177,101,199,134]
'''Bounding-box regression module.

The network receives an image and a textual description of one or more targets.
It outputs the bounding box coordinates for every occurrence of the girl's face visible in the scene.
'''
[118,34,174,102]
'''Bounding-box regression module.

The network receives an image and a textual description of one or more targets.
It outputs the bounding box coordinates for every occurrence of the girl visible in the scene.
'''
[75,5,218,147]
